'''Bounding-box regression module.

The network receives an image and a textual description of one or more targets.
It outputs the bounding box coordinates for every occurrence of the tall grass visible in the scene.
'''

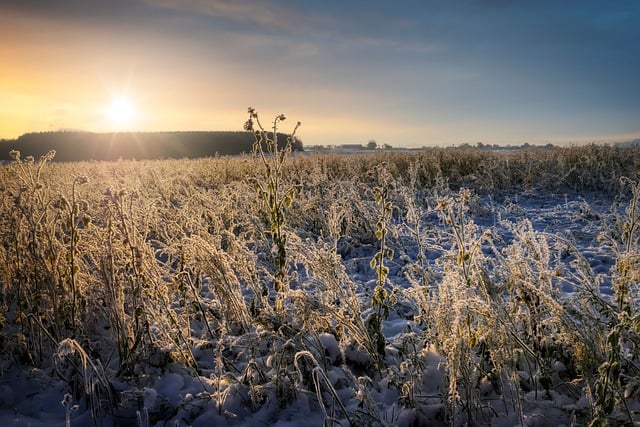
[1,135,639,425]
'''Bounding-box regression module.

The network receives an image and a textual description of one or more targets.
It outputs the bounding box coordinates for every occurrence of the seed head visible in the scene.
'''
[57,338,76,358]
[436,199,450,211]
[43,150,56,161]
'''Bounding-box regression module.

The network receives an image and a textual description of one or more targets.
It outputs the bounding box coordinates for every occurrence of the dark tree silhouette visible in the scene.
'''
[0,131,303,161]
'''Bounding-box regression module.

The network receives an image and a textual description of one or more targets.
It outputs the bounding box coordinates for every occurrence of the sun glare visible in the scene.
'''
[106,96,137,128]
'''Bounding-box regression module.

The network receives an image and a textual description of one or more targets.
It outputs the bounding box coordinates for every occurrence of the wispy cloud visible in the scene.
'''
[144,0,324,32]
[144,0,444,56]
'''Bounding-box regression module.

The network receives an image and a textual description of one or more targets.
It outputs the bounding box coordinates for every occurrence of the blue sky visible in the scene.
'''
[1,0,638,146]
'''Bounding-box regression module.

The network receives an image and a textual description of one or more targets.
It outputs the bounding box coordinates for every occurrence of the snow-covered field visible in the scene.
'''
[1,147,639,426]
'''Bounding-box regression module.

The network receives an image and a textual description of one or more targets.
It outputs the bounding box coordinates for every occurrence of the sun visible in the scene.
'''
[105,96,137,128]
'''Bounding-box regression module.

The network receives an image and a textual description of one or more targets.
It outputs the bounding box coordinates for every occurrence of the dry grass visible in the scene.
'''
[1,143,639,425]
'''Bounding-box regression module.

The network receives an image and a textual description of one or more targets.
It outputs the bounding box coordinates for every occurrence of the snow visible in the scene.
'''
[0,188,637,426]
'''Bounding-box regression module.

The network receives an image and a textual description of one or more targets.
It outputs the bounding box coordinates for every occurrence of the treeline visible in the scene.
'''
[0,130,304,161]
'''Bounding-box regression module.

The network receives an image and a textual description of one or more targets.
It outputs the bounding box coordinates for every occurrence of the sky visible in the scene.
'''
[1,0,639,147]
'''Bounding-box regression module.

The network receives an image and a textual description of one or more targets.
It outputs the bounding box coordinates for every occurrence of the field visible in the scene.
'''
[1,142,640,426]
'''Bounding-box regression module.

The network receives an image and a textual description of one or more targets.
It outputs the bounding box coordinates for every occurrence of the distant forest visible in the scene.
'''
[0,131,304,161]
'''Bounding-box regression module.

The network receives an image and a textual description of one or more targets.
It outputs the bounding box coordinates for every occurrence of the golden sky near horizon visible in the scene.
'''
[1,1,639,147]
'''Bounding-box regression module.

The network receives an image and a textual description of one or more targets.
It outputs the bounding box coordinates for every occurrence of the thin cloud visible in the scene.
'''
[144,0,324,33]
[144,0,442,55]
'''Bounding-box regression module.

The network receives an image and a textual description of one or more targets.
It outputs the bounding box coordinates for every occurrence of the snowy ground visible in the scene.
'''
[0,190,635,426]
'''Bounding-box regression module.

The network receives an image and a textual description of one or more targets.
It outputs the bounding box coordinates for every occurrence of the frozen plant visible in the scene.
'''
[245,107,301,312]
[368,162,398,366]
[431,188,497,425]
[55,338,115,425]
[53,175,89,333]
[61,393,79,427]
[590,177,640,426]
